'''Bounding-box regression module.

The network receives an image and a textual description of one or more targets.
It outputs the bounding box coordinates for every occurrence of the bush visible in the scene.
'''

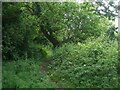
[2,59,57,88]
[48,36,118,88]
[29,44,53,59]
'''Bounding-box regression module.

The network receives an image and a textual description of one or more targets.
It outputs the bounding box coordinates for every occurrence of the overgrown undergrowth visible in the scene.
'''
[2,59,58,88]
[48,37,118,88]
[2,36,119,88]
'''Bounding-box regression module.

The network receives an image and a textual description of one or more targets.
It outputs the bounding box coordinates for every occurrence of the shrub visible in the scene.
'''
[29,44,53,59]
[48,36,118,88]
[2,59,57,88]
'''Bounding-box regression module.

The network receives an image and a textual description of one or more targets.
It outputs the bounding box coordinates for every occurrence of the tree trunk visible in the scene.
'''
[40,24,59,48]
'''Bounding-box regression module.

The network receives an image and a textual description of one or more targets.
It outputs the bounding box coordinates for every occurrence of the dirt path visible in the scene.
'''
[40,58,64,88]
[40,59,51,73]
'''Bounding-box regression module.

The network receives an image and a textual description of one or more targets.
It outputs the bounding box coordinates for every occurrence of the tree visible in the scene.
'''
[26,2,109,45]
[2,2,111,60]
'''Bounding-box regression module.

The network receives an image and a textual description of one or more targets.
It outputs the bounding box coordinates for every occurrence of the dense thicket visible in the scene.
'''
[2,1,119,88]
[3,2,118,60]
[48,36,118,87]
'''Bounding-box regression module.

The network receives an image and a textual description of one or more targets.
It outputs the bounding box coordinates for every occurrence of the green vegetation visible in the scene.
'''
[48,36,118,88]
[3,59,58,88]
[2,1,119,88]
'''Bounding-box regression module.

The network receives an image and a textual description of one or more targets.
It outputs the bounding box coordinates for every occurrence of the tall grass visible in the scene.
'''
[2,59,57,88]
